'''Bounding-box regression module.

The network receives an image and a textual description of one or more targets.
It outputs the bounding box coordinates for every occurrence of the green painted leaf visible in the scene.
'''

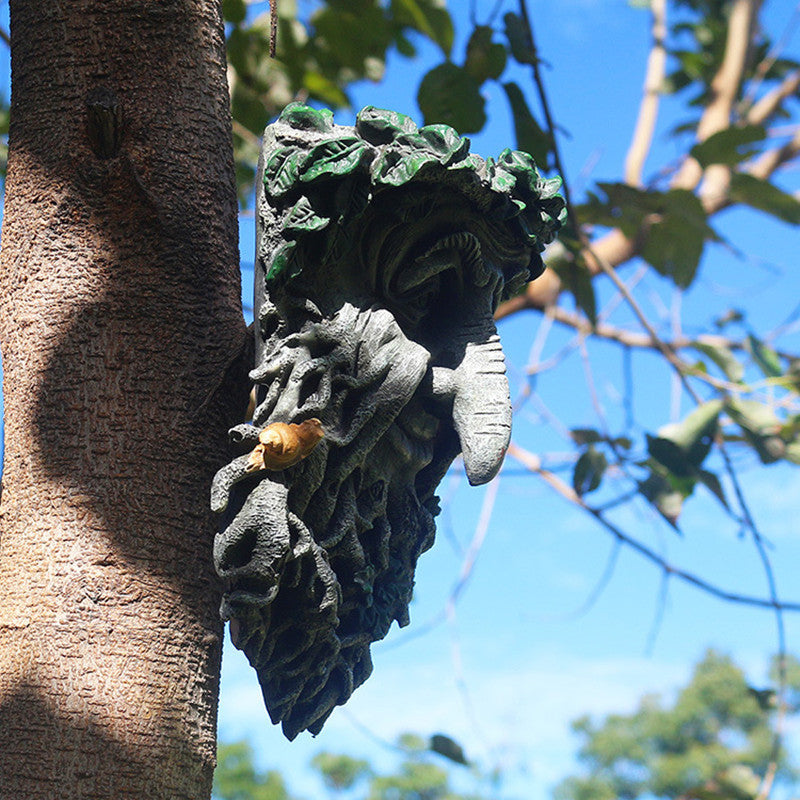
[729,173,800,224]
[266,241,297,283]
[417,62,486,133]
[746,333,782,378]
[283,196,330,235]
[279,103,334,132]
[465,25,507,83]
[356,106,418,144]
[692,339,745,382]
[263,146,306,197]
[416,125,469,161]
[371,150,438,186]
[573,446,608,496]
[502,82,550,167]
[300,138,370,182]
[690,124,766,168]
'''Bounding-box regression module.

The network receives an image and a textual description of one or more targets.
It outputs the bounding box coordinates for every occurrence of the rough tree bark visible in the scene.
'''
[0,2,248,798]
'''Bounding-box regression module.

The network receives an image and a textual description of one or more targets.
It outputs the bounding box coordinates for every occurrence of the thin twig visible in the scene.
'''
[0,26,9,49]
[741,3,800,114]
[644,571,671,656]
[507,443,800,613]
[536,539,622,623]
[232,119,262,149]
[517,0,575,223]
[382,477,501,650]
[269,0,278,58]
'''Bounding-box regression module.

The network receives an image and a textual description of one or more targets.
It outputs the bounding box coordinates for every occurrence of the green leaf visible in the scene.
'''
[571,428,603,445]
[729,173,800,224]
[573,446,608,496]
[547,240,597,324]
[231,88,271,138]
[302,70,349,108]
[641,189,716,289]
[222,0,247,24]
[639,470,685,527]
[579,184,719,288]
[263,146,306,198]
[690,124,766,168]
[725,397,785,464]
[746,333,782,378]
[503,12,536,65]
[697,469,729,510]
[656,399,723,467]
[311,5,392,79]
[502,82,550,167]
[646,435,695,478]
[417,62,486,133]
[785,439,800,465]
[692,339,744,382]
[464,25,507,83]
[429,733,469,765]
[391,0,454,56]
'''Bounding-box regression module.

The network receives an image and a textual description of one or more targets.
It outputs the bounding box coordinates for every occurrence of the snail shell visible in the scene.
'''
[245,418,324,472]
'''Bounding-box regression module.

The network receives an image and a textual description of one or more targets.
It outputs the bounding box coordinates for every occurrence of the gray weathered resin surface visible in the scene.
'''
[211,104,565,739]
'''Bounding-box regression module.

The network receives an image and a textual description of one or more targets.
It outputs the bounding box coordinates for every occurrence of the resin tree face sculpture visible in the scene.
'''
[211,104,565,739]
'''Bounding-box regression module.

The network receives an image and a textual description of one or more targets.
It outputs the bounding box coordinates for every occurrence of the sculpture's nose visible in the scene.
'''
[428,297,512,486]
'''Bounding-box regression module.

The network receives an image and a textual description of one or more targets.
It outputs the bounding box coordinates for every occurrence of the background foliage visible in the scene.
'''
[218,0,800,797]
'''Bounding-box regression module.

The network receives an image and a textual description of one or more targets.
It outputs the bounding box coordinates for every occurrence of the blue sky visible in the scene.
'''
[224,2,800,798]
[2,2,800,798]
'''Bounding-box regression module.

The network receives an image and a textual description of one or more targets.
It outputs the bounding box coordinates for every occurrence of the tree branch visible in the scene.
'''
[624,0,667,187]
[673,0,760,192]
[746,70,800,125]
[496,1,769,319]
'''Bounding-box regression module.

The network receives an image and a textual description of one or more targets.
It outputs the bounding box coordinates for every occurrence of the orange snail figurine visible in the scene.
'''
[245,418,325,473]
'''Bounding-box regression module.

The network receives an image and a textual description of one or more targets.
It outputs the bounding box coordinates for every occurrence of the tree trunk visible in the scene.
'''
[0,2,248,798]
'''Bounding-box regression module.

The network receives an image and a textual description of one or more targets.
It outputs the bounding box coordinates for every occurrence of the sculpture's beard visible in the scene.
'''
[212,301,461,739]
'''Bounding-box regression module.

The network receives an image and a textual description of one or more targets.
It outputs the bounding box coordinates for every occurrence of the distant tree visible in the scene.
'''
[555,650,800,800]
[214,741,295,800]
[215,732,494,800]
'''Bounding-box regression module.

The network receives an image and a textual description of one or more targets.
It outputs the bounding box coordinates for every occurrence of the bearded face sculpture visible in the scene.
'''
[211,104,565,740]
